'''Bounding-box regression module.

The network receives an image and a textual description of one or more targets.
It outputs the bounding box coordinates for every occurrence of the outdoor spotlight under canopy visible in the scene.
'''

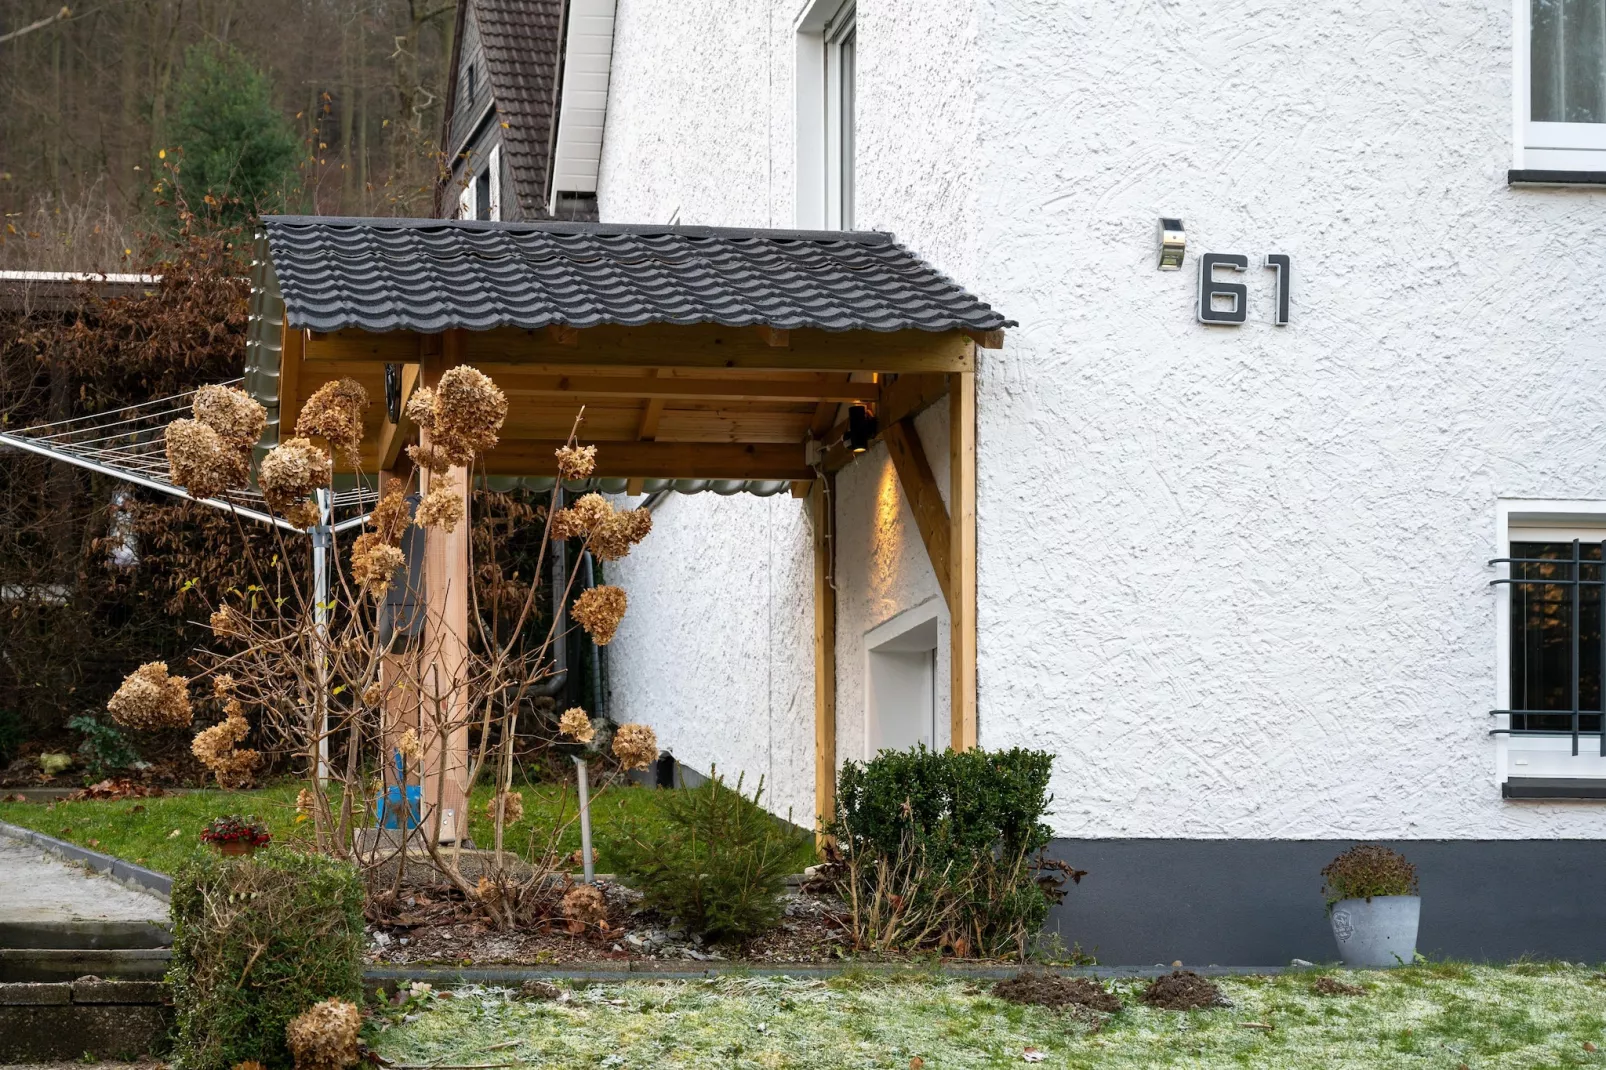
[847,405,878,453]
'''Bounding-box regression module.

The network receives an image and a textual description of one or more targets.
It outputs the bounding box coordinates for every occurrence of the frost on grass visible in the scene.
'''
[372,966,1606,1070]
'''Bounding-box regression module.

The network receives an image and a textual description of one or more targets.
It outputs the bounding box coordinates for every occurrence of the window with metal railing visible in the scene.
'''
[1491,539,1605,755]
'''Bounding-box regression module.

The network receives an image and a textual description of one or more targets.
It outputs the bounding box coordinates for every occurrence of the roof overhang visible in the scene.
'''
[246,216,1011,487]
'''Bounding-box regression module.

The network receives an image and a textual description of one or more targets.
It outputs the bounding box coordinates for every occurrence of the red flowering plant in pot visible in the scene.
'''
[199,814,271,856]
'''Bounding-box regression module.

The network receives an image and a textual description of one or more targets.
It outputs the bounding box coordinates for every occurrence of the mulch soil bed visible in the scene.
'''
[1311,975,1366,997]
[364,880,1027,970]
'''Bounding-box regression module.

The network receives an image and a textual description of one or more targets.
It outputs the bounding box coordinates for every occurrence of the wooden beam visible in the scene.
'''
[493,372,878,404]
[811,477,837,844]
[883,419,953,608]
[636,369,665,441]
[303,323,976,374]
[376,362,420,470]
[547,324,580,346]
[964,328,1005,350]
[625,478,646,495]
[757,326,789,347]
[484,440,813,480]
[878,372,950,428]
[419,331,472,842]
[790,480,812,498]
[948,372,977,752]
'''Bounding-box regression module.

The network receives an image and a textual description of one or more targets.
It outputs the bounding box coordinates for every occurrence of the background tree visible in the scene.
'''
[165,45,300,225]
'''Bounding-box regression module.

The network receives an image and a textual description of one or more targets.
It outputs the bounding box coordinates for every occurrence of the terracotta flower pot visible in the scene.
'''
[216,840,256,857]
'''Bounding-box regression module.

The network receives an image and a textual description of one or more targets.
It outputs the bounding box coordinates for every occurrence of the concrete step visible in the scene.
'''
[0,979,170,1062]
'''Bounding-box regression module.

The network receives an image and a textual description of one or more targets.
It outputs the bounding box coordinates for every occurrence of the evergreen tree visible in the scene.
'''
[165,45,298,225]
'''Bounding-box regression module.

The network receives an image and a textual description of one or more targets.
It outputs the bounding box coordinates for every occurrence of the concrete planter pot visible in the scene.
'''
[1329,895,1420,967]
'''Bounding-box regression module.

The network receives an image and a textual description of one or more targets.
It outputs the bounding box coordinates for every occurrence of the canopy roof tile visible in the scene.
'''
[260,216,1013,336]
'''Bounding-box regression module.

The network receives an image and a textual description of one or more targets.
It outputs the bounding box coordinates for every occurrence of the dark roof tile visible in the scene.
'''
[261,216,1013,335]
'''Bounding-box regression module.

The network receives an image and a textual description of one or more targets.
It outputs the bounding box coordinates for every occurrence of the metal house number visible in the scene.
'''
[1198,253,1291,326]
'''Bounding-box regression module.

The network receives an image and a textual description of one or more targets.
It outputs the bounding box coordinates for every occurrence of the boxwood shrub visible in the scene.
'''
[167,847,365,1070]
[832,746,1066,959]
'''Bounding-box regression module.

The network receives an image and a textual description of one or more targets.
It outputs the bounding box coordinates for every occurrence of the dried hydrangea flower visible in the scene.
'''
[210,605,245,641]
[432,365,507,463]
[561,883,608,933]
[405,442,454,473]
[285,998,362,1070]
[571,584,627,645]
[361,681,385,707]
[368,488,411,545]
[283,498,322,530]
[350,532,405,595]
[108,661,193,729]
[295,378,369,459]
[404,386,437,432]
[590,507,653,562]
[166,418,249,500]
[611,723,659,771]
[555,443,596,480]
[415,483,465,533]
[485,790,525,824]
[558,706,595,743]
[211,674,235,699]
[295,788,315,816]
[396,728,423,763]
[259,437,331,514]
[192,385,266,450]
[191,702,259,788]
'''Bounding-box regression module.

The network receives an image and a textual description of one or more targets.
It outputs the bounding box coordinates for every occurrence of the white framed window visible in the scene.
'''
[1515,0,1606,170]
[863,600,941,757]
[457,145,501,222]
[1492,501,1606,792]
[796,0,857,229]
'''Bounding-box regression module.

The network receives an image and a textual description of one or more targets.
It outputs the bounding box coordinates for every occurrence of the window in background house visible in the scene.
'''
[796,0,857,229]
[826,6,856,229]
[475,166,492,221]
[466,61,477,105]
[1519,0,1606,169]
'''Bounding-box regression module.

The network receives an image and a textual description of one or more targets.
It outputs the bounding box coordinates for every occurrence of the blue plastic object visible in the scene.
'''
[376,749,422,830]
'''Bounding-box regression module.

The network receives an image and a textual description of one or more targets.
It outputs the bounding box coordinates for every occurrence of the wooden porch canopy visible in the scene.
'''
[243,215,1011,826]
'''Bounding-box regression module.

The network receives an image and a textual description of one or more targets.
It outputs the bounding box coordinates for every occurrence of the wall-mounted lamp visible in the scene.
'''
[1157,218,1186,270]
[847,405,878,454]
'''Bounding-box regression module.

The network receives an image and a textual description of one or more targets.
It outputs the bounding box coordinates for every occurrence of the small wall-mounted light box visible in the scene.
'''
[1157,218,1186,270]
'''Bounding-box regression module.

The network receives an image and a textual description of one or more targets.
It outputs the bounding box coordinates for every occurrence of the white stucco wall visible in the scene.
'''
[605,491,817,824]
[598,0,984,825]
[599,0,1606,841]
[968,0,1606,840]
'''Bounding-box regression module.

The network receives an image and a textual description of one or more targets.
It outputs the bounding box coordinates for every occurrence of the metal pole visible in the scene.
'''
[314,488,333,784]
[573,755,595,884]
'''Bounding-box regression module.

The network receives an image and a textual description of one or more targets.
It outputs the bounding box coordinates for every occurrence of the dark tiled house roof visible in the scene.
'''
[261,216,1014,335]
[468,0,563,218]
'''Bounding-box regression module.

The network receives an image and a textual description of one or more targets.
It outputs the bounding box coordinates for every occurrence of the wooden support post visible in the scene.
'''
[883,418,952,608]
[419,330,472,841]
[811,476,837,844]
[948,372,977,751]
[376,466,418,845]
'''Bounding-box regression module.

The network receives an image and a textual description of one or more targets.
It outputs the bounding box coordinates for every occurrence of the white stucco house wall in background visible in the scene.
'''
[596,0,1606,963]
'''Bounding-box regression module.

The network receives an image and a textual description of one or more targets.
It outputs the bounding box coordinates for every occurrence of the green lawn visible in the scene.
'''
[0,779,818,876]
[373,964,1606,1069]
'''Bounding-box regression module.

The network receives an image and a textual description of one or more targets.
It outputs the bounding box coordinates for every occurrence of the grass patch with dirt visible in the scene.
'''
[0,780,817,876]
[372,964,1606,1069]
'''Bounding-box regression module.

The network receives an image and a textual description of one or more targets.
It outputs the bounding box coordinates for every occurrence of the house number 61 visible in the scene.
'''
[1198,253,1291,326]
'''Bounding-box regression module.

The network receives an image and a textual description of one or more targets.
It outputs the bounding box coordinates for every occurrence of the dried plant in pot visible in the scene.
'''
[200,814,272,856]
[1321,844,1420,968]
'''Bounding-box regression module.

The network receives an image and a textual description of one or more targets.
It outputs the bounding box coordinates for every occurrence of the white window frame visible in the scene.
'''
[488,144,502,221]
[1513,0,1606,170]
[795,0,856,229]
[1493,499,1606,789]
[862,598,943,759]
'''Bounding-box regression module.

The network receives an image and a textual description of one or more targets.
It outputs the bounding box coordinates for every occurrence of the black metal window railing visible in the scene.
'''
[1490,539,1605,756]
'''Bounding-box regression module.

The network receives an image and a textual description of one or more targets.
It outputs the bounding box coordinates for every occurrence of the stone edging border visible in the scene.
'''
[0,820,172,901]
[364,963,1289,985]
